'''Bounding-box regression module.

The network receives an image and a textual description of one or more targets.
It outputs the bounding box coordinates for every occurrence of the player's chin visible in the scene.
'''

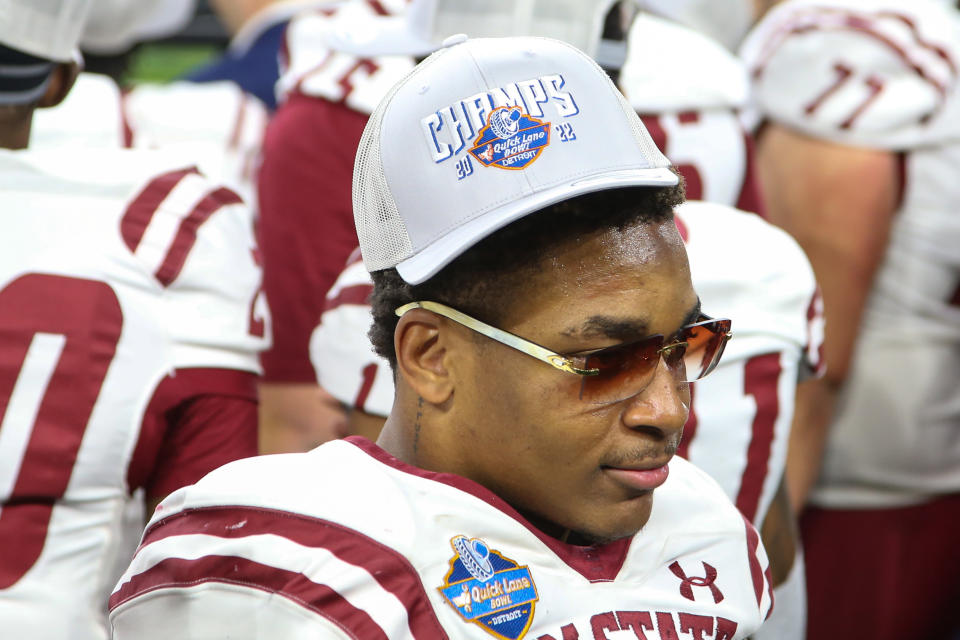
[571,493,656,544]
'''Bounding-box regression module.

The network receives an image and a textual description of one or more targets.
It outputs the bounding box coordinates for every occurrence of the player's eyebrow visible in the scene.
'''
[569,316,651,341]
[562,299,702,341]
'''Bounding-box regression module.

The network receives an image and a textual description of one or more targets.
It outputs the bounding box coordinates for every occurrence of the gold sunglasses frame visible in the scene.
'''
[395,300,599,375]
[394,301,724,378]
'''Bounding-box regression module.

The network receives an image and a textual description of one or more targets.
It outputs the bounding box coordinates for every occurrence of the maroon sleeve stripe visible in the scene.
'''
[133,506,448,639]
[154,187,245,287]
[110,555,388,639]
[742,515,766,611]
[364,0,390,16]
[736,353,782,523]
[756,10,952,98]
[875,11,957,73]
[120,167,200,253]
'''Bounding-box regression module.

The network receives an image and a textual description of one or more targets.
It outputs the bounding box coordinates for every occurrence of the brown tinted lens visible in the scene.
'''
[681,319,731,381]
[579,334,665,403]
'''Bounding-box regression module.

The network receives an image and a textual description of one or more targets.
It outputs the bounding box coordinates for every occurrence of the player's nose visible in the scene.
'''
[619,358,689,441]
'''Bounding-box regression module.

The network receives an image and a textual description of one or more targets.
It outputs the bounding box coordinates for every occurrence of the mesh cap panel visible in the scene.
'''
[353,57,435,272]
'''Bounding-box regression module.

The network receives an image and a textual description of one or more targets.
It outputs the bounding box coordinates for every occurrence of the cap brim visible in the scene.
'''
[395,166,679,284]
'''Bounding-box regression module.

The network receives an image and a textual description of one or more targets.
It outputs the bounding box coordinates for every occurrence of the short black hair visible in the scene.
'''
[369,179,685,371]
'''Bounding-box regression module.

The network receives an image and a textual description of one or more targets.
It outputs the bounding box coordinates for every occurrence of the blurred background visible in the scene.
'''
[85,0,227,83]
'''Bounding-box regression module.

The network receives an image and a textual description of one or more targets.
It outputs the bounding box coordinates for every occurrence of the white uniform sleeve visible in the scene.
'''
[675,202,820,525]
[740,0,960,148]
[121,166,269,373]
[123,81,268,200]
[310,257,395,416]
[111,583,354,640]
[621,12,749,112]
[109,453,419,640]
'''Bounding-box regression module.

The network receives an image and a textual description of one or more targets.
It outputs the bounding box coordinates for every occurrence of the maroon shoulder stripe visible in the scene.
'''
[110,555,387,639]
[135,506,448,639]
[154,186,244,287]
[742,515,765,611]
[120,167,200,253]
[365,0,390,16]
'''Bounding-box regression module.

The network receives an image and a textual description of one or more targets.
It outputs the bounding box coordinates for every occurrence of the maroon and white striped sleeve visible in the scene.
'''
[742,1,958,147]
[743,515,776,623]
[109,505,448,640]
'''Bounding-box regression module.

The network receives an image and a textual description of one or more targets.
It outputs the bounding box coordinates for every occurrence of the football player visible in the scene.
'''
[313,201,821,640]
[110,35,772,639]
[742,0,960,637]
[256,0,634,453]
[0,2,269,638]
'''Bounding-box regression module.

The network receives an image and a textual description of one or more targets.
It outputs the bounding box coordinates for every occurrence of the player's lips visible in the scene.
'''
[601,463,670,492]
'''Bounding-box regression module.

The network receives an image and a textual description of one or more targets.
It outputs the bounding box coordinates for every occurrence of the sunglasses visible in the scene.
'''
[395,301,732,404]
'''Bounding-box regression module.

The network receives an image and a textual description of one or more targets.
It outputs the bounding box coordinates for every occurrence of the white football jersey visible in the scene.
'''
[31,72,127,149]
[123,80,269,203]
[620,13,761,212]
[676,202,821,526]
[741,0,960,506]
[311,250,393,416]
[31,73,268,202]
[0,148,269,640]
[110,437,772,639]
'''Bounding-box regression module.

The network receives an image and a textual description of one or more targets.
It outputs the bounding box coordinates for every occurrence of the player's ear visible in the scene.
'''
[394,309,454,405]
[37,61,79,109]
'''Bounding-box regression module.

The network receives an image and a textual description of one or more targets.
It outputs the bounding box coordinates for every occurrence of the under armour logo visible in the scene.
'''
[669,561,724,604]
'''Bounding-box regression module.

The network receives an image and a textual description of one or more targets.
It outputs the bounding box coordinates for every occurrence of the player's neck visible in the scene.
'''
[0,107,33,150]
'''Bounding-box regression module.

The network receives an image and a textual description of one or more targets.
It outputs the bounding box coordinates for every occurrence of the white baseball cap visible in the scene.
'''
[327,0,631,69]
[81,0,197,55]
[353,35,678,284]
[0,0,93,62]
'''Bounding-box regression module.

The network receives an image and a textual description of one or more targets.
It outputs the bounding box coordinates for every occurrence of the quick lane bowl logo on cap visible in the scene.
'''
[439,535,539,640]
[469,107,551,170]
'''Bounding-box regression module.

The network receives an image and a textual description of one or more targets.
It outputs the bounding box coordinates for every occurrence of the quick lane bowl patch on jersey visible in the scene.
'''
[469,107,551,171]
[439,535,539,640]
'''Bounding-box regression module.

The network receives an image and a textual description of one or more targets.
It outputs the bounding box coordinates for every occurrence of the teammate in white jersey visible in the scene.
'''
[741,1,960,637]
[620,10,763,214]
[111,35,773,639]
[0,2,269,638]
[620,10,829,639]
